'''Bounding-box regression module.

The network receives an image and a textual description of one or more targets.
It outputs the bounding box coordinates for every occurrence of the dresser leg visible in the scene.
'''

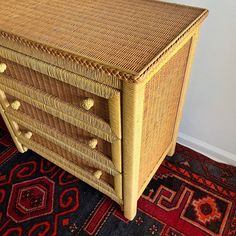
[124,202,137,221]
[168,142,176,156]
[123,82,145,221]
[0,90,25,153]
[0,107,25,153]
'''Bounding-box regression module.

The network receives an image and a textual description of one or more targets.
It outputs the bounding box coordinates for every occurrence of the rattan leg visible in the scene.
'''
[123,81,145,220]
[168,142,176,156]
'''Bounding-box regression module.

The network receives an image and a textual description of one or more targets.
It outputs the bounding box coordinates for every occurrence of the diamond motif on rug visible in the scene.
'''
[192,196,221,224]
[7,176,55,223]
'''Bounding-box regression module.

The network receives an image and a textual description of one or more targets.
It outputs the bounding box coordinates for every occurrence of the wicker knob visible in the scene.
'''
[88,138,98,149]
[24,131,33,139]
[0,63,7,73]
[11,100,21,110]
[81,98,94,111]
[93,170,102,179]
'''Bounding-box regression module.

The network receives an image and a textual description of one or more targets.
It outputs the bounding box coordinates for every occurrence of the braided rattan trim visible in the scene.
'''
[0,45,120,99]
[0,37,121,89]
[0,75,118,142]
[6,109,118,176]
[0,31,133,81]
[0,10,207,83]
[18,134,122,204]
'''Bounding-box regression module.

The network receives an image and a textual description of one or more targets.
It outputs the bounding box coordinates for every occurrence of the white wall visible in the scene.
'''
[165,0,236,165]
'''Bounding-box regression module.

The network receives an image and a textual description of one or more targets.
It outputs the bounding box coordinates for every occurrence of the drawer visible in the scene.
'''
[6,96,112,159]
[0,56,110,122]
[14,126,122,204]
[0,73,120,143]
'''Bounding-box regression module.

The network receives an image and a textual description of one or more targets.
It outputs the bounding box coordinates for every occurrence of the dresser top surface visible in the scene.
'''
[0,0,207,80]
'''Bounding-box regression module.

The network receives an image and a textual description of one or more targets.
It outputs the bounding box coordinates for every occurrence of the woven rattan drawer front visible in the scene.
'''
[6,94,114,160]
[0,56,110,122]
[13,125,122,204]
[0,74,120,143]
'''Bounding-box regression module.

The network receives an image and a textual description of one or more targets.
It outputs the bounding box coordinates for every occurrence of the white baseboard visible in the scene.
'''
[177,132,236,166]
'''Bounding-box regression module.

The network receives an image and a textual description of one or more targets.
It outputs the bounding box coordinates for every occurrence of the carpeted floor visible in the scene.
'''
[0,118,235,236]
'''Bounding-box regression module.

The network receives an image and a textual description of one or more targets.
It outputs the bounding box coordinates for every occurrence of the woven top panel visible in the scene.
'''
[0,0,207,80]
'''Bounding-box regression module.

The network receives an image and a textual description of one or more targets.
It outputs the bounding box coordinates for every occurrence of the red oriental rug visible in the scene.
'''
[0,118,235,236]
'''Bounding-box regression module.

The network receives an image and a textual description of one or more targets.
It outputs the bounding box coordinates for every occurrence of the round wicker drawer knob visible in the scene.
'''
[88,138,98,149]
[0,63,7,73]
[11,100,21,110]
[24,131,33,139]
[93,170,102,179]
[81,98,94,111]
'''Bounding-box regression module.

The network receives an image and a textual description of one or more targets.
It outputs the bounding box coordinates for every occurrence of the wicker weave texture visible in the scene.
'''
[0,0,207,80]
[17,126,114,187]
[16,131,122,204]
[0,0,209,220]
[139,39,192,190]
[0,74,117,141]
[6,95,112,159]
[0,56,110,123]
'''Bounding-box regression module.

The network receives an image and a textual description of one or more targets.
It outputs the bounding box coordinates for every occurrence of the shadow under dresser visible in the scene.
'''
[0,0,208,220]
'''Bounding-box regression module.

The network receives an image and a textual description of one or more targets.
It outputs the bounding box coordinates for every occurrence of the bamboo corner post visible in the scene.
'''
[123,81,145,220]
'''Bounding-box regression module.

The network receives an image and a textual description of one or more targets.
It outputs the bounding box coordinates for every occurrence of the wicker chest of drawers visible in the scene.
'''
[0,0,207,220]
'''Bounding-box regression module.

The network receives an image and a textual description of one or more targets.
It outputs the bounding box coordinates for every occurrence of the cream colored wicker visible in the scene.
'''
[0,0,208,220]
